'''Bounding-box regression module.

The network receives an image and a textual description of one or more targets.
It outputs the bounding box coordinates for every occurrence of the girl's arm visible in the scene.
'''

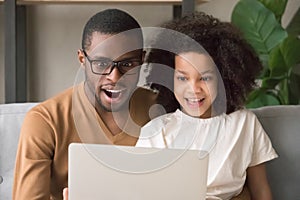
[246,163,273,200]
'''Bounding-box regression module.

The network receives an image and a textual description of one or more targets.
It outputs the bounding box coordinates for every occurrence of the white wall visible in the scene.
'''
[26,4,173,102]
[0,5,4,104]
[197,0,239,21]
[282,0,300,28]
[0,3,173,103]
[0,0,299,103]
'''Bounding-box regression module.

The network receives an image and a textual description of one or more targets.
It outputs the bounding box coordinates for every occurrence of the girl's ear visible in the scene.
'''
[78,49,85,69]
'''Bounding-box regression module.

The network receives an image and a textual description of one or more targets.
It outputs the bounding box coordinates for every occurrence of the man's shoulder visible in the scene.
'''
[130,86,158,108]
[30,86,74,115]
[48,86,74,103]
[132,86,158,100]
[129,86,159,127]
[131,86,159,109]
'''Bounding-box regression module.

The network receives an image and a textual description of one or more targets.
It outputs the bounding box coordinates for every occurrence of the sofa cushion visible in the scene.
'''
[0,103,38,200]
[252,105,300,200]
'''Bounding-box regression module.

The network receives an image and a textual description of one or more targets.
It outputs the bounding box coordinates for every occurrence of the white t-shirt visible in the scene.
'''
[136,109,278,200]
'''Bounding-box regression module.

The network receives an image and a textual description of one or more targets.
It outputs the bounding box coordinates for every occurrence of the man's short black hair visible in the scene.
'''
[82,9,142,50]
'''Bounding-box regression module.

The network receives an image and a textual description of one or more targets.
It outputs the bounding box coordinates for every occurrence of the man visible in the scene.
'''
[13,9,158,200]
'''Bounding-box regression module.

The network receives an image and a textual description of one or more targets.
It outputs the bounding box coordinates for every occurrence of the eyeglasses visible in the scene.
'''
[82,50,142,75]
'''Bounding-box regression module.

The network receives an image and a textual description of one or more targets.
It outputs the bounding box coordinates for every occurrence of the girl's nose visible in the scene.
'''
[189,80,204,94]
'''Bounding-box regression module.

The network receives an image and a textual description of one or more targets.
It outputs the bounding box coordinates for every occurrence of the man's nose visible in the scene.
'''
[105,65,122,81]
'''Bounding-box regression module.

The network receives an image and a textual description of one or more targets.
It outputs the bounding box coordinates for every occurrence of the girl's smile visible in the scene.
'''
[174,52,218,118]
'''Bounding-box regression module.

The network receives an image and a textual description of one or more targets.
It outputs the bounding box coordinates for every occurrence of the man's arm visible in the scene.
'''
[13,109,55,200]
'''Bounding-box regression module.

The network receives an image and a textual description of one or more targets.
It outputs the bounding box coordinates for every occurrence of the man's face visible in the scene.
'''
[80,32,143,112]
[174,52,218,118]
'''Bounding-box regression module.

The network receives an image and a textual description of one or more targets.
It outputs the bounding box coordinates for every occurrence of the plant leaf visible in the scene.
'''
[280,37,300,67]
[246,89,263,103]
[231,0,288,54]
[286,7,300,36]
[258,0,288,21]
[269,36,300,76]
[278,78,289,104]
[289,64,300,104]
[261,77,283,89]
[268,45,287,76]
[246,91,281,108]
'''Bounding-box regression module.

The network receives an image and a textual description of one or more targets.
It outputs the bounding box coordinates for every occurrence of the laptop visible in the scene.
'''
[68,143,208,200]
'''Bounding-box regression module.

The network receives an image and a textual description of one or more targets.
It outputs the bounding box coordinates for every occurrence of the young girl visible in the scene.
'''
[136,12,278,200]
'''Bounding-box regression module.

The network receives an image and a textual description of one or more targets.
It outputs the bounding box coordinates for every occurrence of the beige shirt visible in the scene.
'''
[137,109,278,200]
[13,82,157,200]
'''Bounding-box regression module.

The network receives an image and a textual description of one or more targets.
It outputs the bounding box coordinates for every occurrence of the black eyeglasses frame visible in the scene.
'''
[82,49,142,76]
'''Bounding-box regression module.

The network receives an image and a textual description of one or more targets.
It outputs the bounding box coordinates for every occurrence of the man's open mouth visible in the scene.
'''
[103,89,124,99]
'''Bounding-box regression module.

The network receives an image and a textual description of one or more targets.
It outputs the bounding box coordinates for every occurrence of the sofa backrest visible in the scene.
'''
[252,105,300,200]
[0,103,38,200]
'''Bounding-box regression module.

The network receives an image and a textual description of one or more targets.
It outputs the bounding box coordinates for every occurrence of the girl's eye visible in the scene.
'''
[176,76,187,81]
[200,76,212,82]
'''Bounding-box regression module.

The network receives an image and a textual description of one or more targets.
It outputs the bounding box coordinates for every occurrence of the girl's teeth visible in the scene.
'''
[187,98,204,103]
[190,99,200,102]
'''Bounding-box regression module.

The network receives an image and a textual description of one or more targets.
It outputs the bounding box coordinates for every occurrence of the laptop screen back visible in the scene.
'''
[68,143,208,200]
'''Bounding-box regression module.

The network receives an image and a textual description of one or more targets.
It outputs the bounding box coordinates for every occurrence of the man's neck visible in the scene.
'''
[83,82,129,136]
[96,107,129,136]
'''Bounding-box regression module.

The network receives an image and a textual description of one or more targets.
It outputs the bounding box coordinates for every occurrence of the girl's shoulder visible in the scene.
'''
[229,108,256,117]
[226,109,258,123]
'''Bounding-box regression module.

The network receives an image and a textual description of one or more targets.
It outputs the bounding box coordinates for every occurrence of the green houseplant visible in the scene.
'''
[231,0,300,108]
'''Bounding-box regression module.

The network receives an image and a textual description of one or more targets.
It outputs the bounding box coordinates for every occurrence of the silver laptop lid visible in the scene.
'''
[68,143,208,200]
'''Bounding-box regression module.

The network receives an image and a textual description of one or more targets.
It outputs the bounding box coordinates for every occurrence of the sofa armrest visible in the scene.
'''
[251,105,300,200]
[0,103,38,200]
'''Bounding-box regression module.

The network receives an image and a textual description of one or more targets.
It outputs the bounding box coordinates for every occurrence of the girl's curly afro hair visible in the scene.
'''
[146,12,263,114]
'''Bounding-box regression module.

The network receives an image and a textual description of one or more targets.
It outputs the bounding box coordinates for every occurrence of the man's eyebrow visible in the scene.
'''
[94,56,110,60]
[87,53,110,60]
[114,52,143,61]
[87,57,111,62]
[89,55,138,61]
[115,56,141,61]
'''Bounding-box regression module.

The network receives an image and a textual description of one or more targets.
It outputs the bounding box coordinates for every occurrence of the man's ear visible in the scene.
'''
[78,49,85,69]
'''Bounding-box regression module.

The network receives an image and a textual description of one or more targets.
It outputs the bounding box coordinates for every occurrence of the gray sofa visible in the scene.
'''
[251,105,300,200]
[0,103,299,200]
[0,103,38,200]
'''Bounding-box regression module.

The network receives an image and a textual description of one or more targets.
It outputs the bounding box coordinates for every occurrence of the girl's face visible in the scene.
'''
[174,52,218,118]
